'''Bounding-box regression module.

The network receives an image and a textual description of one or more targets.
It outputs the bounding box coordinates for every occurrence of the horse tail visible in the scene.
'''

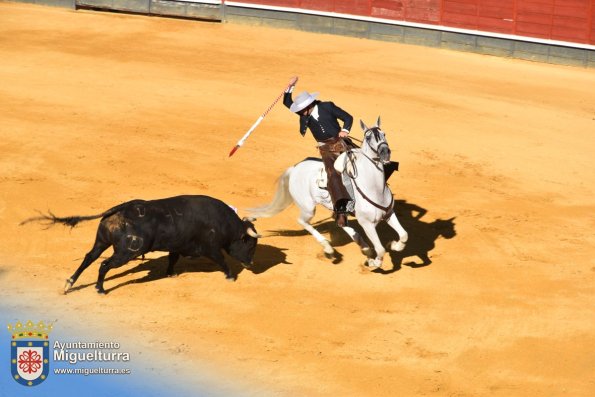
[20,201,140,228]
[247,167,294,218]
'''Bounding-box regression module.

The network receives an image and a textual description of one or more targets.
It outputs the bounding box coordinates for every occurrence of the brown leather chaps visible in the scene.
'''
[318,137,350,211]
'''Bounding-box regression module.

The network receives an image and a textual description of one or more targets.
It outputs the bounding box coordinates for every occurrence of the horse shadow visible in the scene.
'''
[67,244,290,294]
[268,199,456,272]
[379,200,456,273]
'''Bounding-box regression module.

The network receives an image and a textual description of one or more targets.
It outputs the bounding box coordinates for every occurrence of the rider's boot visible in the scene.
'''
[334,199,349,227]
[336,213,347,227]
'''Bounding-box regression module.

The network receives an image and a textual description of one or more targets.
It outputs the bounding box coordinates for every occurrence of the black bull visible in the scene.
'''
[21,195,261,294]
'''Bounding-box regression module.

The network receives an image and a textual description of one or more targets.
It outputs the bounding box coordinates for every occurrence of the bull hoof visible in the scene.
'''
[167,273,178,278]
[226,276,236,282]
[95,286,107,295]
[361,247,373,257]
[63,278,73,294]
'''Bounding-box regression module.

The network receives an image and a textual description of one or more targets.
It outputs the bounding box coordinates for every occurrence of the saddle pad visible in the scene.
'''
[334,152,347,173]
[334,151,355,175]
[316,166,328,189]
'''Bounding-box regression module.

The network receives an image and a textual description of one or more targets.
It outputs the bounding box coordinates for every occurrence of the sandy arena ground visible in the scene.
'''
[1,2,594,396]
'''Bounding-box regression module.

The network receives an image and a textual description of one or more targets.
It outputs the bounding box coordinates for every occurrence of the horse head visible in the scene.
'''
[432,217,456,239]
[359,116,391,164]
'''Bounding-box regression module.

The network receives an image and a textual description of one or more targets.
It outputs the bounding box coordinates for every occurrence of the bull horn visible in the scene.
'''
[242,216,257,222]
[246,226,261,238]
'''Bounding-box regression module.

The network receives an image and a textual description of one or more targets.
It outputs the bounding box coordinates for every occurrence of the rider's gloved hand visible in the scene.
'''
[286,76,298,93]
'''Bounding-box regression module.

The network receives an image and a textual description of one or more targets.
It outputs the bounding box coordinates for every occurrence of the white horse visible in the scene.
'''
[249,117,408,269]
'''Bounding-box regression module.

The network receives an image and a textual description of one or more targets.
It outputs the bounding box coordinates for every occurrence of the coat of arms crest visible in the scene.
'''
[8,320,52,386]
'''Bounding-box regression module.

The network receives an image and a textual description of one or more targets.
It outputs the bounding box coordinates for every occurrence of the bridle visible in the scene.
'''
[345,126,390,175]
[365,127,390,163]
[344,127,394,216]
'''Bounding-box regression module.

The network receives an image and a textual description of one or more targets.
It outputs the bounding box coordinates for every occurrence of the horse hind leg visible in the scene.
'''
[296,206,335,258]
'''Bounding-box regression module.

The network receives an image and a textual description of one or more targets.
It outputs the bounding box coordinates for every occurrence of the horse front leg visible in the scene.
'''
[359,220,386,268]
[386,213,408,252]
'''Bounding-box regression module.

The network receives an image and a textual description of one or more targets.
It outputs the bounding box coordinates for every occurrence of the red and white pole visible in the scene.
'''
[228,76,298,157]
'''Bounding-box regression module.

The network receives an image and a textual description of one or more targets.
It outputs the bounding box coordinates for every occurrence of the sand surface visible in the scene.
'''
[1,2,594,396]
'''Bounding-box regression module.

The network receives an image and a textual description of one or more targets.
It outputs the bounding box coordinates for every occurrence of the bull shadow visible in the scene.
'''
[268,199,456,272]
[67,244,289,294]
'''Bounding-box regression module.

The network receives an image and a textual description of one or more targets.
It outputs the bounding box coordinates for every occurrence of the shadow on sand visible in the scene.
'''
[67,244,290,294]
[267,199,456,273]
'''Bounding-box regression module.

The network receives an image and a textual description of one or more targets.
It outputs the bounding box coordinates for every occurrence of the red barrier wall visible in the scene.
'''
[234,0,595,45]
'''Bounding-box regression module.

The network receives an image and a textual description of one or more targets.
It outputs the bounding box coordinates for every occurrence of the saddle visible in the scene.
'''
[316,155,356,190]
[313,158,354,209]
[316,167,328,189]
[334,151,351,174]
[318,136,348,153]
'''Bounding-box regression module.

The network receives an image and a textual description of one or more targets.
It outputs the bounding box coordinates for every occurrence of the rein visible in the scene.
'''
[345,139,394,217]
[358,150,384,171]
[352,179,394,216]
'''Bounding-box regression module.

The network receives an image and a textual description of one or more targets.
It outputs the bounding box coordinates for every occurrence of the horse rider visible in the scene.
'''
[283,80,354,227]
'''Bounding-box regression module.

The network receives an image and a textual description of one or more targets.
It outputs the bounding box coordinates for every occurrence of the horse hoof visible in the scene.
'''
[367,258,382,269]
[63,279,73,294]
[324,250,336,259]
[359,261,374,273]
[167,273,178,278]
[390,240,406,252]
[361,247,372,257]
[96,289,107,295]
[226,276,237,282]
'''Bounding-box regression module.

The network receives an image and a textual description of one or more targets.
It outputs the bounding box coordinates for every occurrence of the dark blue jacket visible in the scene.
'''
[283,92,353,142]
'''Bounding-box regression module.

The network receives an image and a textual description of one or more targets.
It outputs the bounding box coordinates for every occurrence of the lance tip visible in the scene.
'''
[228,145,240,157]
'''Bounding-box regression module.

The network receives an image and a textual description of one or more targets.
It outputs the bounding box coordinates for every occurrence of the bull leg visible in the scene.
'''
[166,252,180,277]
[95,252,134,294]
[64,239,110,294]
[207,250,235,282]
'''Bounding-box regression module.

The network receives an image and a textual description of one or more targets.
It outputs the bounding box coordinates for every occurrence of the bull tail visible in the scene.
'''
[247,167,294,218]
[20,201,140,228]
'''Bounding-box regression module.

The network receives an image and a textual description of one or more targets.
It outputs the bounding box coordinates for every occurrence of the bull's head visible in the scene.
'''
[229,217,261,268]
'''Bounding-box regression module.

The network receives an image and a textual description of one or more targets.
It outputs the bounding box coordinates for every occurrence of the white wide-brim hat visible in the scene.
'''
[290,91,319,113]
